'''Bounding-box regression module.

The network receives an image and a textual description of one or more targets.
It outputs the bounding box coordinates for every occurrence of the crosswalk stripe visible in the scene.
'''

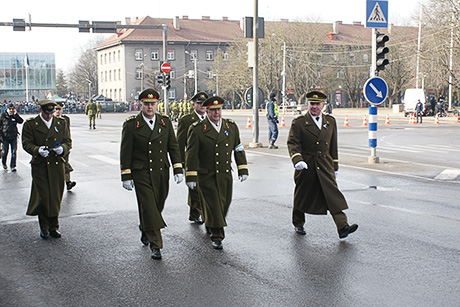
[434,169,460,180]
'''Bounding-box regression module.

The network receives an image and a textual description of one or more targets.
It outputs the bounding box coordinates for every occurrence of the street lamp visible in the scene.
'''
[272,33,286,115]
[139,62,145,93]
[86,79,92,100]
[185,50,198,95]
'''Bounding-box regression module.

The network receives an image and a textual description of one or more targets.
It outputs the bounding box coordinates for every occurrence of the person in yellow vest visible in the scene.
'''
[266,92,279,149]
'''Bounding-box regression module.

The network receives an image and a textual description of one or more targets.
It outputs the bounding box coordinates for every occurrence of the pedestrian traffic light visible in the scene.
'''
[156,74,164,84]
[376,31,389,72]
[165,73,171,90]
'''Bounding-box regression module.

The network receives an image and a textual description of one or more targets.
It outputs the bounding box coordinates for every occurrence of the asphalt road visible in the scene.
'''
[1,110,459,306]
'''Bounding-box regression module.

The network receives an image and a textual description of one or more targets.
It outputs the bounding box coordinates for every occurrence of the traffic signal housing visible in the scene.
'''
[156,74,164,85]
[376,31,389,72]
[165,73,171,90]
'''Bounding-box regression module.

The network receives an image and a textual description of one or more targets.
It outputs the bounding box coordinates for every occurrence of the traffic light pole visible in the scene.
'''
[369,28,379,164]
[162,25,169,116]
[249,0,262,148]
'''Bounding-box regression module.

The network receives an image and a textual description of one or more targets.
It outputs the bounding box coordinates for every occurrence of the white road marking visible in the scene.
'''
[434,169,460,180]
[88,155,119,165]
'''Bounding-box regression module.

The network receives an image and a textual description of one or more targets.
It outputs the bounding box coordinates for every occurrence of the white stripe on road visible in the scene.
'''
[88,155,119,165]
[434,169,460,180]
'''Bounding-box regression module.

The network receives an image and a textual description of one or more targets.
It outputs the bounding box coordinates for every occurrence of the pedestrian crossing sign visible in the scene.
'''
[366,0,388,28]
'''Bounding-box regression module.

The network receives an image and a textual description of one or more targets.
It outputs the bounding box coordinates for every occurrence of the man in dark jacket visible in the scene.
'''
[266,92,279,149]
[287,91,358,239]
[22,100,72,239]
[415,99,423,124]
[1,103,24,171]
[120,89,183,260]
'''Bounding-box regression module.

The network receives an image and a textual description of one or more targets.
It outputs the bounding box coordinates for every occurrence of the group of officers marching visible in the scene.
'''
[22,88,357,261]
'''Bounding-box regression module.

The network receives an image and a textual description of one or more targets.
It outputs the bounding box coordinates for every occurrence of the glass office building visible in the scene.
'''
[0,52,56,100]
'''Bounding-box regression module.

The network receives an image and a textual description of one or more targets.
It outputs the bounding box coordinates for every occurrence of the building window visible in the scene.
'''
[223,52,229,60]
[363,54,369,63]
[151,50,159,61]
[167,49,175,61]
[114,89,117,99]
[190,50,197,60]
[206,51,214,61]
[105,71,108,81]
[118,50,121,62]
[135,49,143,61]
[101,71,104,82]
[336,71,344,79]
[109,70,112,81]
[100,54,103,65]
[207,71,213,79]
[119,69,121,80]
[170,70,176,79]
[104,54,107,64]
[168,88,176,99]
[109,53,112,63]
[135,68,142,80]
[119,88,122,101]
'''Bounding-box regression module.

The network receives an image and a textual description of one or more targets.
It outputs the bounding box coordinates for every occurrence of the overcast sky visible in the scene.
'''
[1,0,426,72]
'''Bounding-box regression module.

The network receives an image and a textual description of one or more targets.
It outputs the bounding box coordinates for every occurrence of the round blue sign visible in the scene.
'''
[363,76,388,105]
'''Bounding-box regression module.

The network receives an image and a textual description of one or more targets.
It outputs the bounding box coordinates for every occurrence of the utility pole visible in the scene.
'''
[162,25,169,116]
[250,0,262,148]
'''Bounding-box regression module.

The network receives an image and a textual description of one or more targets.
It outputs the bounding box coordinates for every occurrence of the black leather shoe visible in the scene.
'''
[339,224,358,239]
[50,230,61,238]
[205,226,212,236]
[151,248,162,260]
[40,229,50,239]
[140,230,149,246]
[66,181,76,191]
[295,226,306,235]
[212,240,223,250]
[189,216,204,224]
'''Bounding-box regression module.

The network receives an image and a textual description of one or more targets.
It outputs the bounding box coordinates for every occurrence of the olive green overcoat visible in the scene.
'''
[22,115,72,216]
[287,112,348,215]
[120,112,182,231]
[185,118,248,228]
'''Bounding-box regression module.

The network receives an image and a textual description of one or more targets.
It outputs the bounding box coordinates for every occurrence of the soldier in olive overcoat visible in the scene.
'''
[120,89,183,260]
[22,99,72,239]
[176,92,208,224]
[185,96,248,250]
[85,99,97,129]
[287,91,358,239]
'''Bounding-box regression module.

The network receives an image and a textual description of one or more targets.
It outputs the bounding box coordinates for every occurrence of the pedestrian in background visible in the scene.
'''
[85,99,97,129]
[120,89,183,260]
[96,101,102,119]
[22,100,72,239]
[266,92,279,149]
[54,101,77,190]
[287,91,358,239]
[415,99,423,124]
[177,91,208,225]
[185,96,248,250]
[1,103,24,171]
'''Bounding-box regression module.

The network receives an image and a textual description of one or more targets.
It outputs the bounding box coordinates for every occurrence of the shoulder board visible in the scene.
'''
[226,119,235,124]
[124,115,136,122]
[26,117,35,122]
[160,114,170,119]
[325,113,335,119]
[192,120,202,127]
[294,115,304,121]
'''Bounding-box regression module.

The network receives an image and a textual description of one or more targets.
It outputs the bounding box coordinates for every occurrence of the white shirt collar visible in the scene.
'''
[310,112,323,129]
[40,113,53,129]
[142,113,155,130]
[209,118,222,133]
[194,110,206,121]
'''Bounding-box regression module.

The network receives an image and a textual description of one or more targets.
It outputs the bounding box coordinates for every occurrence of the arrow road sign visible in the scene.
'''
[366,0,389,28]
[363,76,388,105]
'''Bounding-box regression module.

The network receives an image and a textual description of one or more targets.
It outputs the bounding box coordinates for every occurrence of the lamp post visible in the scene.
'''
[86,79,92,100]
[139,62,145,93]
[272,33,286,115]
[185,50,198,95]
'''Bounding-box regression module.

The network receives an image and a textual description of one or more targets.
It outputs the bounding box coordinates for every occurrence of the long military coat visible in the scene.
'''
[185,117,248,228]
[59,114,74,174]
[177,111,203,209]
[86,102,96,116]
[287,112,348,215]
[120,112,182,231]
[22,115,72,217]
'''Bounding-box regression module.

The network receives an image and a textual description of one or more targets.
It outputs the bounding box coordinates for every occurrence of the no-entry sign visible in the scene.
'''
[161,62,171,73]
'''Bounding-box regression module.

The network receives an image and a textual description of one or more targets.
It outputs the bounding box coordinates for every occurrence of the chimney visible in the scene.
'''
[333,21,341,34]
[352,21,362,26]
[183,15,188,20]
[388,23,393,34]
[280,19,289,23]
[125,17,131,25]
[173,16,180,30]
[202,16,210,21]
[222,16,228,21]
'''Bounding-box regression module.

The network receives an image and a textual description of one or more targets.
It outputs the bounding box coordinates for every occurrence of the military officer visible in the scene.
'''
[177,92,208,224]
[287,91,358,239]
[120,88,183,260]
[85,99,97,129]
[22,100,72,239]
[96,101,102,119]
[185,96,249,250]
[54,101,76,191]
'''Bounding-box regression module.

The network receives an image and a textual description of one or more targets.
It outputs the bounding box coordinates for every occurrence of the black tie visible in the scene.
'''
[316,116,320,121]
[149,120,153,125]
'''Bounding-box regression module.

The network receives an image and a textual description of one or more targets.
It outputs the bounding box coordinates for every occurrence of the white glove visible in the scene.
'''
[335,171,338,178]
[294,161,308,170]
[186,182,196,190]
[238,174,248,182]
[38,146,49,158]
[53,146,64,155]
[122,180,134,191]
[174,173,184,184]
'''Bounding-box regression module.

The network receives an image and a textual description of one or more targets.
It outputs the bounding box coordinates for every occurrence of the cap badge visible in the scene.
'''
[213,100,218,105]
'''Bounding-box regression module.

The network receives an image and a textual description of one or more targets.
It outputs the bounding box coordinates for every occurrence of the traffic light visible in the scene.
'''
[376,31,389,72]
[165,73,171,90]
[156,74,164,85]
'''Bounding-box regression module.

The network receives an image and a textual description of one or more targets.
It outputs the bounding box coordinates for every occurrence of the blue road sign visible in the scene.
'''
[366,0,389,28]
[363,76,388,105]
